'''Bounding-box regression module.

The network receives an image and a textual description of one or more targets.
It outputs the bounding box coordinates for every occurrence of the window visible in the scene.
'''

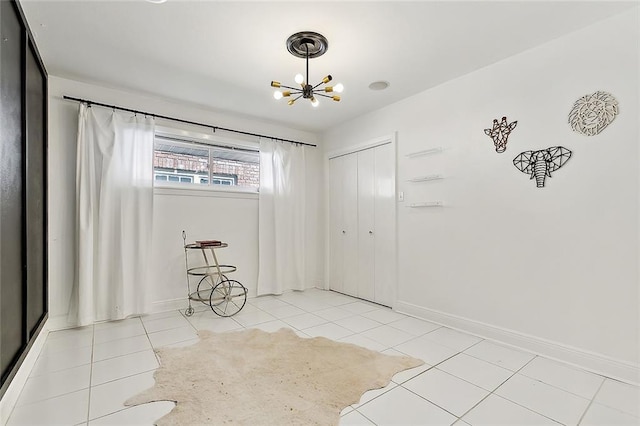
[153,135,259,190]
[154,173,193,183]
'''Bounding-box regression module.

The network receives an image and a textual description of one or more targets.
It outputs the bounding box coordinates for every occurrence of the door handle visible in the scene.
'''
[342,230,346,234]
[369,230,373,235]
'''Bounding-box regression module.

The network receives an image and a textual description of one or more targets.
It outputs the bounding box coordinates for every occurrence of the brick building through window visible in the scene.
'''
[153,139,259,189]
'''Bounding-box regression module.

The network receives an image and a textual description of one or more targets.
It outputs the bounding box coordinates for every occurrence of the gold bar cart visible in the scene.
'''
[182,231,247,317]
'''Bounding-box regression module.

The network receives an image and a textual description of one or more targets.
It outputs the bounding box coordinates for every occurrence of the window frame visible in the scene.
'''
[153,126,260,194]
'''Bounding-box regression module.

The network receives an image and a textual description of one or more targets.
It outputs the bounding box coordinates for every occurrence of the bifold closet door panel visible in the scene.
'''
[341,153,359,297]
[25,40,47,338]
[0,0,26,378]
[373,143,396,307]
[328,156,345,293]
[357,149,375,301]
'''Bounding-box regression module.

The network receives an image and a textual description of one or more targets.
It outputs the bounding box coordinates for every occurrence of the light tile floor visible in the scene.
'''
[6,289,640,425]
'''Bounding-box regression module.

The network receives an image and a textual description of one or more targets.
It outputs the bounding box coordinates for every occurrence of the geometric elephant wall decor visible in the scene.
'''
[568,91,619,136]
[513,146,572,188]
[484,116,517,153]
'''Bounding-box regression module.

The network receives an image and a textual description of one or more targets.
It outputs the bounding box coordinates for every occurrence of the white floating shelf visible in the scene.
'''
[409,201,443,208]
[406,147,443,158]
[408,174,443,183]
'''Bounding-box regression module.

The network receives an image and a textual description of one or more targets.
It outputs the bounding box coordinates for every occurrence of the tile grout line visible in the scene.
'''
[576,378,606,425]
[11,329,95,419]
[85,324,96,424]
[352,407,379,425]
[140,315,163,367]
[395,348,477,420]
[452,354,535,423]
[351,346,463,416]
[388,344,559,425]
[469,355,563,425]
[516,368,606,401]
[83,316,163,422]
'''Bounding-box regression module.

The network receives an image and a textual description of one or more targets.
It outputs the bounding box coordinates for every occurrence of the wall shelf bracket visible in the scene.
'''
[408,174,443,183]
[405,147,443,158]
[408,201,443,208]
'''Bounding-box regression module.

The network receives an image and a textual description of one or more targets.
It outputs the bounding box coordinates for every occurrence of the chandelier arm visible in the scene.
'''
[279,85,301,91]
[314,93,335,99]
[311,81,326,90]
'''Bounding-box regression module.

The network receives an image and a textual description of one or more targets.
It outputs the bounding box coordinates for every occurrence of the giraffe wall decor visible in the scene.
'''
[484,116,518,153]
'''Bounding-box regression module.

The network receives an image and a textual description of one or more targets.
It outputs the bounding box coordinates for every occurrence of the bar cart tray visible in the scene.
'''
[186,265,237,276]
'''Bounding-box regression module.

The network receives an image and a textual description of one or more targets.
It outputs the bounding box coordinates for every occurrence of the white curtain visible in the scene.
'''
[70,104,155,326]
[257,139,307,295]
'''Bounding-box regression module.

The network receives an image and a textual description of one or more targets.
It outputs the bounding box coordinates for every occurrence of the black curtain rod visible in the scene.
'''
[62,95,317,148]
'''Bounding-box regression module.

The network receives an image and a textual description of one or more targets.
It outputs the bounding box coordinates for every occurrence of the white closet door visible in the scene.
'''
[357,149,375,301]
[328,156,344,293]
[373,143,396,306]
[341,153,359,297]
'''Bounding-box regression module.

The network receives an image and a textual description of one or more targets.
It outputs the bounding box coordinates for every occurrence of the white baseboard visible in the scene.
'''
[46,298,190,331]
[395,300,640,386]
[151,298,189,314]
[45,314,78,331]
[0,323,50,425]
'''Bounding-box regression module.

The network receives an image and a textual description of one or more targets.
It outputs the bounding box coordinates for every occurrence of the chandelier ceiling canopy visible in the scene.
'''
[270,31,343,107]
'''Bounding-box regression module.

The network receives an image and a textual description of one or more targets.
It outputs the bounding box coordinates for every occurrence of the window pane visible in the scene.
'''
[210,147,259,189]
[154,141,209,185]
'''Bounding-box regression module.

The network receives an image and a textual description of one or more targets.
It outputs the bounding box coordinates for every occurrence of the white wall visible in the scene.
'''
[323,9,639,382]
[48,76,324,325]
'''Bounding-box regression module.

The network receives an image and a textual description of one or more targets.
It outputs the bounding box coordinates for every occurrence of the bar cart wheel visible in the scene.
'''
[209,279,247,317]
[196,274,228,306]
[185,306,195,317]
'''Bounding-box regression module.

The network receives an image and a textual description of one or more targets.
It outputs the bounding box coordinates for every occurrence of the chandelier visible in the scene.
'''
[270,32,343,107]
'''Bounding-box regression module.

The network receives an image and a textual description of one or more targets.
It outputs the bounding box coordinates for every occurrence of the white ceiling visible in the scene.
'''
[20,1,636,133]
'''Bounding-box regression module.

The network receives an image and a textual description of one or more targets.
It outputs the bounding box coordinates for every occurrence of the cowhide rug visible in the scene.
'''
[126,328,423,425]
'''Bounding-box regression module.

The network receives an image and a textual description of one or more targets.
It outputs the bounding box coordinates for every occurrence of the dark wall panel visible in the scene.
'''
[0,0,26,379]
[1,0,48,396]
[25,39,46,338]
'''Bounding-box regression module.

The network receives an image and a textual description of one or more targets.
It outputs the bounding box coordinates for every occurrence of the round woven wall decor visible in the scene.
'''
[568,91,619,136]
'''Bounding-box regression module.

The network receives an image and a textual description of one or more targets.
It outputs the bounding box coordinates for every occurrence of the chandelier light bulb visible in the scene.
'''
[311,97,319,107]
[333,83,344,93]
[295,73,304,85]
[273,91,283,100]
